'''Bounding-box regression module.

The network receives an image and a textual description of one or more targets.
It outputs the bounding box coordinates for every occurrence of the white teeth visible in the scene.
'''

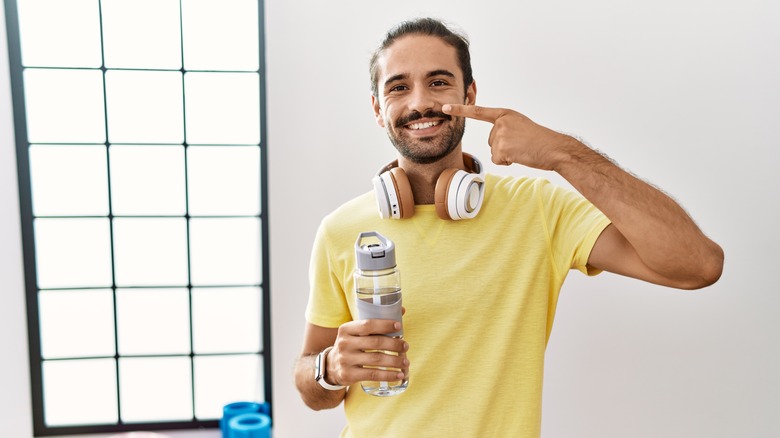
[408,121,440,130]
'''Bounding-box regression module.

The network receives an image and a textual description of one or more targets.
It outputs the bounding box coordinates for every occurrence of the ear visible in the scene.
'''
[371,94,385,128]
[465,81,477,105]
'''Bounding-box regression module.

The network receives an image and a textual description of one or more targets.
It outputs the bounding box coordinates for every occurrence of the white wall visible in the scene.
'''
[266,1,779,437]
[2,0,778,437]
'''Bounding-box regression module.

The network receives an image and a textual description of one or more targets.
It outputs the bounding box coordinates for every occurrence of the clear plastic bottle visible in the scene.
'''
[354,231,408,396]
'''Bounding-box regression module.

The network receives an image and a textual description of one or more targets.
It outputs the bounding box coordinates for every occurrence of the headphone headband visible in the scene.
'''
[375,153,483,177]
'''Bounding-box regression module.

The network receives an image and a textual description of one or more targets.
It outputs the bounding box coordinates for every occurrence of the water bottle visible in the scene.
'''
[354,231,408,396]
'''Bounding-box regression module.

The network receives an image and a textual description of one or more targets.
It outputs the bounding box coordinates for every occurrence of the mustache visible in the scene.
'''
[395,109,452,128]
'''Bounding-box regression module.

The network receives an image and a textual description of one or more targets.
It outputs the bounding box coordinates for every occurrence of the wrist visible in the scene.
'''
[314,346,345,391]
[551,135,598,175]
[322,347,341,386]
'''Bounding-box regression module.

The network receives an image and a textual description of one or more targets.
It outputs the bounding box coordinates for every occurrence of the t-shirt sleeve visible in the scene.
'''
[305,220,353,328]
[535,179,612,277]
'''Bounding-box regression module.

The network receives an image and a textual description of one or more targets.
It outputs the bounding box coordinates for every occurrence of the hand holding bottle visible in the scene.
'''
[324,319,409,389]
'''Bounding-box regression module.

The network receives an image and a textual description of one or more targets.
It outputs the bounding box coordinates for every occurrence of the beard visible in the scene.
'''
[386,109,466,165]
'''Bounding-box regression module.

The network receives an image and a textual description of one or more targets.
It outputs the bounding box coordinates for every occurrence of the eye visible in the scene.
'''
[430,79,448,87]
[389,84,408,93]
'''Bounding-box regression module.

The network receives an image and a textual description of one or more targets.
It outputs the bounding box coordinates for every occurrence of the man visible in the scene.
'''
[294,17,723,437]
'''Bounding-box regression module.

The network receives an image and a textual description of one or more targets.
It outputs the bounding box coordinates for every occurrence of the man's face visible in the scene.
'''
[372,35,475,164]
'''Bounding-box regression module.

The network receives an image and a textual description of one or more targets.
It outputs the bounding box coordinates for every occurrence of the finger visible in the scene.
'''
[487,124,496,147]
[341,319,402,337]
[331,345,408,386]
[358,351,409,379]
[358,335,408,354]
[355,366,407,384]
[442,103,504,123]
[489,152,512,167]
[360,349,409,370]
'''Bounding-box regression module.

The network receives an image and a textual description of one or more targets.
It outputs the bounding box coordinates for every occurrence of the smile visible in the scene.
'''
[406,120,442,130]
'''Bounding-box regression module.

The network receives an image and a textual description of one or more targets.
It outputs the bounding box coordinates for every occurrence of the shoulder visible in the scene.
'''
[479,174,598,227]
[322,191,376,226]
[316,191,384,245]
[484,173,557,201]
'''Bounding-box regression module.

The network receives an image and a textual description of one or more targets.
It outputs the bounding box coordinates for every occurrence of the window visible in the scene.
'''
[4,0,271,435]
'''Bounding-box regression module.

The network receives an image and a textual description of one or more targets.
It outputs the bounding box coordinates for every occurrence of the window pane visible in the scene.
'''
[29,145,108,216]
[34,218,113,289]
[119,357,193,423]
[193,354,262,420]
[102,0,182,69]
[187,146,260,215]
[109,145,186,216]
[13,0,269,432]
[116,288,190,355]
[106,70,184,144]
[113,218,189,287]
[42,359,118,426]
[181,0,258,71]
[24,68,105,143]
[38,289,115,359]
[192,287,260,354]
[190,218,261,286]
[17,0,102,68]
[184,72,260,145]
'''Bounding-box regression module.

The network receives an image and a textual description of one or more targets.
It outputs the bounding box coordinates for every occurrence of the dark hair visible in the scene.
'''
[369,17,473,97]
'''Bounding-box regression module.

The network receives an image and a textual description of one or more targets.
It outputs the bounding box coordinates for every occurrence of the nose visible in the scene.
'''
[407,86,435,114]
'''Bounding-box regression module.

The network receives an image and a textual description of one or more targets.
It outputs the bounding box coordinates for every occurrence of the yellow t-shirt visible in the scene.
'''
[306,174,611,438]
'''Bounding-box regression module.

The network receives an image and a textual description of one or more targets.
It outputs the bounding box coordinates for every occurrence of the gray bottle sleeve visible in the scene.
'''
[356,299,403,337]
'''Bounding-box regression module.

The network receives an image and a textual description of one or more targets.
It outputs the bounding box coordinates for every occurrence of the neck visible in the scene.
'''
[398,148,466,205]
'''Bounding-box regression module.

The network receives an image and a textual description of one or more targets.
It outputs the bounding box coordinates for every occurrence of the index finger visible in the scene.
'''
[442,103,503,123]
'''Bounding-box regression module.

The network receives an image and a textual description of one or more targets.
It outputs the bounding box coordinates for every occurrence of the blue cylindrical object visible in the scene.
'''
[228,413,271,438]
[221,402,261,437]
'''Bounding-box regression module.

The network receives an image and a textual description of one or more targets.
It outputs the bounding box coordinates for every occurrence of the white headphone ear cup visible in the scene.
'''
[434,168,459,220]
[447,171,485,220]
[389,167,415,219]
[435,168,486,220]
[447,170,468,220]
[372,175,392,219]
[374,168,415,219]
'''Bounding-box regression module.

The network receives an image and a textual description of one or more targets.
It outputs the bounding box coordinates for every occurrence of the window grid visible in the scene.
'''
[4,0,271,435]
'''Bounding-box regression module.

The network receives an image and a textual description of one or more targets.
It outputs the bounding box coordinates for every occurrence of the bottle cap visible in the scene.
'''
[355,231,396,271]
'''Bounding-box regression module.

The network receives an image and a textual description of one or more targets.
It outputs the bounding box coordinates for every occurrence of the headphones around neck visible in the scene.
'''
[372,153,486,220]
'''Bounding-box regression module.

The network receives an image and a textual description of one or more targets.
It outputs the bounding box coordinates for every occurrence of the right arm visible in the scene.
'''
[294,320,409,411]
[294,323,343,410]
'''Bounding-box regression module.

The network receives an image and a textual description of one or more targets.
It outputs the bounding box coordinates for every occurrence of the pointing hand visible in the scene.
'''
[443,103,577,171]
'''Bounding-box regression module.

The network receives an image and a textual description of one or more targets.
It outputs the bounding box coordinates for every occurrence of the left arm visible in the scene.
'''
[443,104,724,289]
[555,139,723,289]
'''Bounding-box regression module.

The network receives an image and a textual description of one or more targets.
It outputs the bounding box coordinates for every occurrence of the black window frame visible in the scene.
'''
[3,0,272,435]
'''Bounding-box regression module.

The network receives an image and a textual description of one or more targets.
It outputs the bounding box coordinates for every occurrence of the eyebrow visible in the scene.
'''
[383,69,457,89]
[427,69,456,79]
